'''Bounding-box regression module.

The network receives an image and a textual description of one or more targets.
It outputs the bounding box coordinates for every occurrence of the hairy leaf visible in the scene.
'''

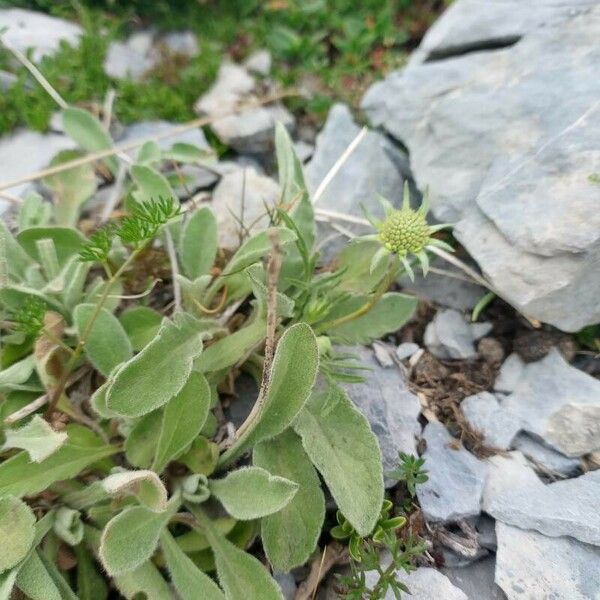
[130,165,175,204]
[0,425,117,498]
[219,323,318,467]
[17,227,85,267]
[160,530,225,600]
[152,372,211,473]
[210,466,298,520]
[335,239,389,294]
[15,550,62,600]
[293,385,384,536]
[74,304,133,377]
[100,500,178,576]
[0,496,36,572]
[125,411,163,469]
[102,470,168,512]
[106,313,205,417]
[254,430,325,570]
[119,306,163,351]
[326,292,417,344]
[0,356,35,394]
[192,509,284,600]
[180,207,218,279]
[62,107,118,174]
[0,220,33,280]
[2,415,68,462]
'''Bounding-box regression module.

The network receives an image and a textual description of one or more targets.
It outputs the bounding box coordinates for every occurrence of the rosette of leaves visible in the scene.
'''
[0,107,423,599]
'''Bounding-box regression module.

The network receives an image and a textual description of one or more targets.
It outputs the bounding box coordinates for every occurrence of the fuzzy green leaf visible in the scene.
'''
[106,313,205,417]
[100,500,178,576]
[219,322,319,467]
[74,545,108,600]
[62,107,118,174]
[74,303,133,377]
[293,385,384,536]
[335,239,389,294]
[210,466,298,520]
[125,411,163,469]
[254,429,325,570]
[160,530,225,600]
[113,560,172,600]
[2,415,68,462]
[130,165,175,204]
[119,306,163,351]
[0,356,35,394]
[0,425,117,498]
[15,550,62,600]
[0,220,33,280]
[179,207,218,279]
[102,470,168,512]
[152,372,211,473]
[17,227,85,267]
[191,509,284,600]
[0,496,36,572]
[326,292,417,344]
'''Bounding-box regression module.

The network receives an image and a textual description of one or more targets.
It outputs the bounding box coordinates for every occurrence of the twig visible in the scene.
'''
[4,394,48,424]
[102,88,116,130]
[312,127,368,205]
[163,229,181,313]
[0,90,298,193]
[315,207,371,226]
[0,191,22,205]
[427,246,493,291]
[294,542,348,600]
[0,36,68,108]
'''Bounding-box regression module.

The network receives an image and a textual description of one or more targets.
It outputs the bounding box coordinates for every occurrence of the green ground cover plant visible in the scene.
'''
[0,105,441,597]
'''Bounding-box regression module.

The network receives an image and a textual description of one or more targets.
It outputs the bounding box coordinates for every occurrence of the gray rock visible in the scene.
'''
[424,309,492,360]
[273,571,296,600]
[417,422,486,523]
[483,452,600,546]
[461,392,521,449]
[0,9,82,61]
[366,566,468,600]
[495,522,600,600]
[244,49,272,76]
[493,353,525,394]
[0,130,74,204]
[305,103,409,262]
[362,2,600,331]
[161,31,199,57]
[104,31,158,81]
[194,63,294,155]
[511,433,580,477]
[395,342,420,361]
[400,264,486,311]
[170,164,220,198]
[476,515,497,551]
[0,70,17,91]
[117,120,210,159]
[442,556,506,600]
[293,140,314,164]
[210,167,280,248]
[501,349,600,456]
[343,346,421,486]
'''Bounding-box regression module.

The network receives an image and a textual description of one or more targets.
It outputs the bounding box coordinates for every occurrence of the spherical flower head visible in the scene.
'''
[379,207,430,257]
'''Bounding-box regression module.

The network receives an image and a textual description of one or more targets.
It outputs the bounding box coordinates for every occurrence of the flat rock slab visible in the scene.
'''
[304,103,409,262]
[366,567,467,600]
[342,345,421,485]
[511,432,580,477]
[501,348,600,456]
[483,452,600,546]
[495,522,600,600]
[442,556,507,600]
[362,1,600,331]
[0,9,82,61]
[416,422,486,523]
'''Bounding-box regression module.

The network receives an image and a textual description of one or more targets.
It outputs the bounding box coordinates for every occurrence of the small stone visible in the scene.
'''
[495,522,600,600]
[161,31,199,57]
[169,164,220,198]
[501,348,600,456]
[366,566,468,600]
[372,342,395,368]
[343,346,421,486]
[396,342,420,361]
[461,392,521,450]
[493,353,524,394]
[244,49,272,76]
[0,9,82,61]
[210,167,280,248]
[442,556,506,600]
[483,452,600,546]
[417,422,486,523]
[477,337,504,365]
[511,433,580,477]
[104,31,158,81]
[273,571,296,600]
[424,309,492,360]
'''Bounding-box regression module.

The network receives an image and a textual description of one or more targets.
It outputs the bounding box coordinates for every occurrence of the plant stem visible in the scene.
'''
[44,247,144,419]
